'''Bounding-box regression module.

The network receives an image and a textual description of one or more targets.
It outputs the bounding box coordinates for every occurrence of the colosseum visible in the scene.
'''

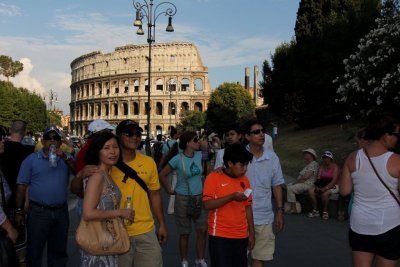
[69,42,211,137]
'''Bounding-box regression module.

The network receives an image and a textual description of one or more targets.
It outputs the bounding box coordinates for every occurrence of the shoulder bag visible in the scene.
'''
[180,154,202,219]
[75,174,130,256]
[364,148,400,207]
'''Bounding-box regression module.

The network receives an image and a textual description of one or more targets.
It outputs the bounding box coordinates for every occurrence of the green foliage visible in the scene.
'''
[179,110,206,132]
[263,0,381,127]
[206,82,255,133]
[0,81,47,132]
[47,110,62,126]
[336,1,400,119]
[0,55,24,81]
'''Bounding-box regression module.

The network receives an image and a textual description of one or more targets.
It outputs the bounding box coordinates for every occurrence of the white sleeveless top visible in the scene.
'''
[350,149,400,235]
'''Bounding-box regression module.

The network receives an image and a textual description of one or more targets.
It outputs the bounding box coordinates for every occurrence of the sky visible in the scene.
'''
[0,0,300,114]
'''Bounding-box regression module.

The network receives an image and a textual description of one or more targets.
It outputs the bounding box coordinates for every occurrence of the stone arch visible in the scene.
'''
[181,102,189,112]
[96,104,101,116]
[132,102,139,115]
[103,103,109,116]
[194,102,203,112]
[122,102,128,115]
[194,78,203,91]
[168,102,176,115]
[113,103,118,116]
[181,78,189,91]
[156,79,163,91]
[134,79,139,92]
[156,102,163,115]
[156,125,162,135]
[145,79,149,91]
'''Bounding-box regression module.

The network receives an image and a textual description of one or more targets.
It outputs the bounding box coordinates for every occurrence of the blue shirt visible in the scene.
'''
[245,148,284,225]
[168,151,203,195]
[162,139,177,155]
[17,150,71,205]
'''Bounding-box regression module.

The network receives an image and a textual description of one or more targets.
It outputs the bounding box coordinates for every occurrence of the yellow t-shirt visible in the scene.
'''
[111,153,160,237]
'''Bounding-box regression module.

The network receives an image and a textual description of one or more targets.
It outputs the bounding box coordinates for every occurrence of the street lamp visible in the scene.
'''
[132,0,177,156]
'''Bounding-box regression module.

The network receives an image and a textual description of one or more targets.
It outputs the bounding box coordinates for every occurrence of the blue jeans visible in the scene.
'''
[26,202,69,267]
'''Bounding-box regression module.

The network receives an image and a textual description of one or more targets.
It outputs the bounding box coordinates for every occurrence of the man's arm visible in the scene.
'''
[15,184,28,225]
[272,184,284,231]
[148,189,167,245]
[70,165,99,194]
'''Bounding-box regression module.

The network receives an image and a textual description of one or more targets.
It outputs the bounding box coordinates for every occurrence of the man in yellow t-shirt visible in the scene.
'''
[111,120,167,267]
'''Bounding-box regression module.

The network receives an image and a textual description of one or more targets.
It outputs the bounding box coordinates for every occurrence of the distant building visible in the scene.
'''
[69,42,211,137]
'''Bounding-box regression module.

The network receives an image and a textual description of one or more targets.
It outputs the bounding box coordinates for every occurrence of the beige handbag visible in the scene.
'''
[75,175,130,256]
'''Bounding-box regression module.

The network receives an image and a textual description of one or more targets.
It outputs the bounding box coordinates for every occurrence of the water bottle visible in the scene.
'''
[124,195,133,226]
[48,144,57,167]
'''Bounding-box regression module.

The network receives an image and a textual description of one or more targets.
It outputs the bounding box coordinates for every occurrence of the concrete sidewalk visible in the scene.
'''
[65,191,354,267]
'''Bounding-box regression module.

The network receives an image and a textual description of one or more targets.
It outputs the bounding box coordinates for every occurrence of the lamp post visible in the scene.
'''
[132,0,177,156]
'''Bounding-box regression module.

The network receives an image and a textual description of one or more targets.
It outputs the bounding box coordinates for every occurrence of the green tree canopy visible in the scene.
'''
[179,110,206,132]
[0,81,47,132]
[206,82,255,133]
[0,55,24,81]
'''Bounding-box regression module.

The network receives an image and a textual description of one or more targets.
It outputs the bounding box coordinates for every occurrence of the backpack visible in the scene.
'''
[153,142,163,158]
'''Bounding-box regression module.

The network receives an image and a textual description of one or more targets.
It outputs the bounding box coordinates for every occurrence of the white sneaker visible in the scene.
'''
[308,210,320,218]
[194,259,208,267]
[181,260,189,267]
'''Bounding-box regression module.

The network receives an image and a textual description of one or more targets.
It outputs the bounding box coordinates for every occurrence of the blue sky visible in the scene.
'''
[0,0,299,114]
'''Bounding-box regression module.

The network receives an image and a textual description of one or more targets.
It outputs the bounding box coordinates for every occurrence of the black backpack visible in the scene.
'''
[153,142,163,157]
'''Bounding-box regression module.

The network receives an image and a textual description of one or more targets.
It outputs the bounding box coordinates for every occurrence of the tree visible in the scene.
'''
[206,82,255,133]
[179,110,206,132]
[0,55,24,81]
[336,0,400,119]
[0,81,47,132]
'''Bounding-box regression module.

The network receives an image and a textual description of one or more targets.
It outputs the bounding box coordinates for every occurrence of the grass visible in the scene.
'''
[272,123,360,178]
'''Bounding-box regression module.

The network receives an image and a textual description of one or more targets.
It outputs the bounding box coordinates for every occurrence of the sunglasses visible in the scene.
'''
[192,137,199,143]
[390,132,400,138]
[122,131,142,138]
[249,128,265,135]
[43,135,61,141]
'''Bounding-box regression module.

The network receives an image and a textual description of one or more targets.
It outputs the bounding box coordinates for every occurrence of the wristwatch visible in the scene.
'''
[277,207,285,212]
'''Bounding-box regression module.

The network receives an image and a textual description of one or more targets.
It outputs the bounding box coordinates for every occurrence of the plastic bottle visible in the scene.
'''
[48,144,57,167]
[124,195,133,226]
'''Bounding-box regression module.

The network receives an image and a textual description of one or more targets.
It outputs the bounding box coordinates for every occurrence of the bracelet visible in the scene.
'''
[15,207,24,214]
[277,207,284,212]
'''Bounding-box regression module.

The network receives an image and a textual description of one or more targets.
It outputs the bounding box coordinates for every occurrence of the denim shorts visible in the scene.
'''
[174,194,208,235]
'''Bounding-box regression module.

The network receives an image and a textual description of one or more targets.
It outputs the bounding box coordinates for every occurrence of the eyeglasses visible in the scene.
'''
[43,135,61,141]
[390,132,400,138]
[192,137,199,143]
[122,131,142,138]
[249,128,265,135]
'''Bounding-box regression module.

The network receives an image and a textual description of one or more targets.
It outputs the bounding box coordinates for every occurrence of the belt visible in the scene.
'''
[30,200,66,210]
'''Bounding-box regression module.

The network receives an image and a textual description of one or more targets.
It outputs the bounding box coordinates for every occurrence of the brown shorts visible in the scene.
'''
[174,194,208,235]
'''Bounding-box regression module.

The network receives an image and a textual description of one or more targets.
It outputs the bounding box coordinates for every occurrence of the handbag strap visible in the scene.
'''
[102,172,119,210]
[180,154,193,196]
[363,148,400,207]
[115,160,149,194]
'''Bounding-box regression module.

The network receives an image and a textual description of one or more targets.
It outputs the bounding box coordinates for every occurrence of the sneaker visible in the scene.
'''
[308,209,320,218]
[322,212,329,220]
[194,259,208,267]
[181,260,189,267]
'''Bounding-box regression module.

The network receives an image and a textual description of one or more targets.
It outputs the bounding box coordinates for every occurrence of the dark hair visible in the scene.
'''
[223,123,242,135]
[85,132,120,165]
[170,127,177,137]
[223,143,253,167]
[160,142,179,169]
[363,112,399,140]
[179,131,197,150]
[242,118,264,135]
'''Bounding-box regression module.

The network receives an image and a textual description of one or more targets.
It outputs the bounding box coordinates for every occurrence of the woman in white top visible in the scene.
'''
[341,114,400,267]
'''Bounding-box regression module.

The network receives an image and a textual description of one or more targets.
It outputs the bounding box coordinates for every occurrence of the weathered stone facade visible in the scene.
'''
[69,42,211,137]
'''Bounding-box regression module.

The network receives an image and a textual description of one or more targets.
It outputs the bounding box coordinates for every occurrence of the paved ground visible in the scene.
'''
[63,190,353,267]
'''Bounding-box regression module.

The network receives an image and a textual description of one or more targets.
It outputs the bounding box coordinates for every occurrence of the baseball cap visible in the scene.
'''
[88,119,115,134]
[302,148,317,159]
[116,120,143,135]
[44,126,62,137]
[321,151,334,160]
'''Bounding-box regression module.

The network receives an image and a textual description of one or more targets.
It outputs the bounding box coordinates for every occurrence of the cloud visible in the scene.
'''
[10,58,46,96]
[0,3,21,16]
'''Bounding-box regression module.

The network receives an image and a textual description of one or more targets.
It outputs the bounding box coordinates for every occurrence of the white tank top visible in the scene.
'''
[350,149,400,235]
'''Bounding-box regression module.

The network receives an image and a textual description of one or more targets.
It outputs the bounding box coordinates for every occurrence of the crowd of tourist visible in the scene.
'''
[0,112,399,267]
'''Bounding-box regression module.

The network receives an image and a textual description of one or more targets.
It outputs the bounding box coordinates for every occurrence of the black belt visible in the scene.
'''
[30,200,66,210]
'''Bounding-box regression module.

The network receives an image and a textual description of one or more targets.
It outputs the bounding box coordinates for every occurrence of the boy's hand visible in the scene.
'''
[232,192,247,201]
[248,233,255,250]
